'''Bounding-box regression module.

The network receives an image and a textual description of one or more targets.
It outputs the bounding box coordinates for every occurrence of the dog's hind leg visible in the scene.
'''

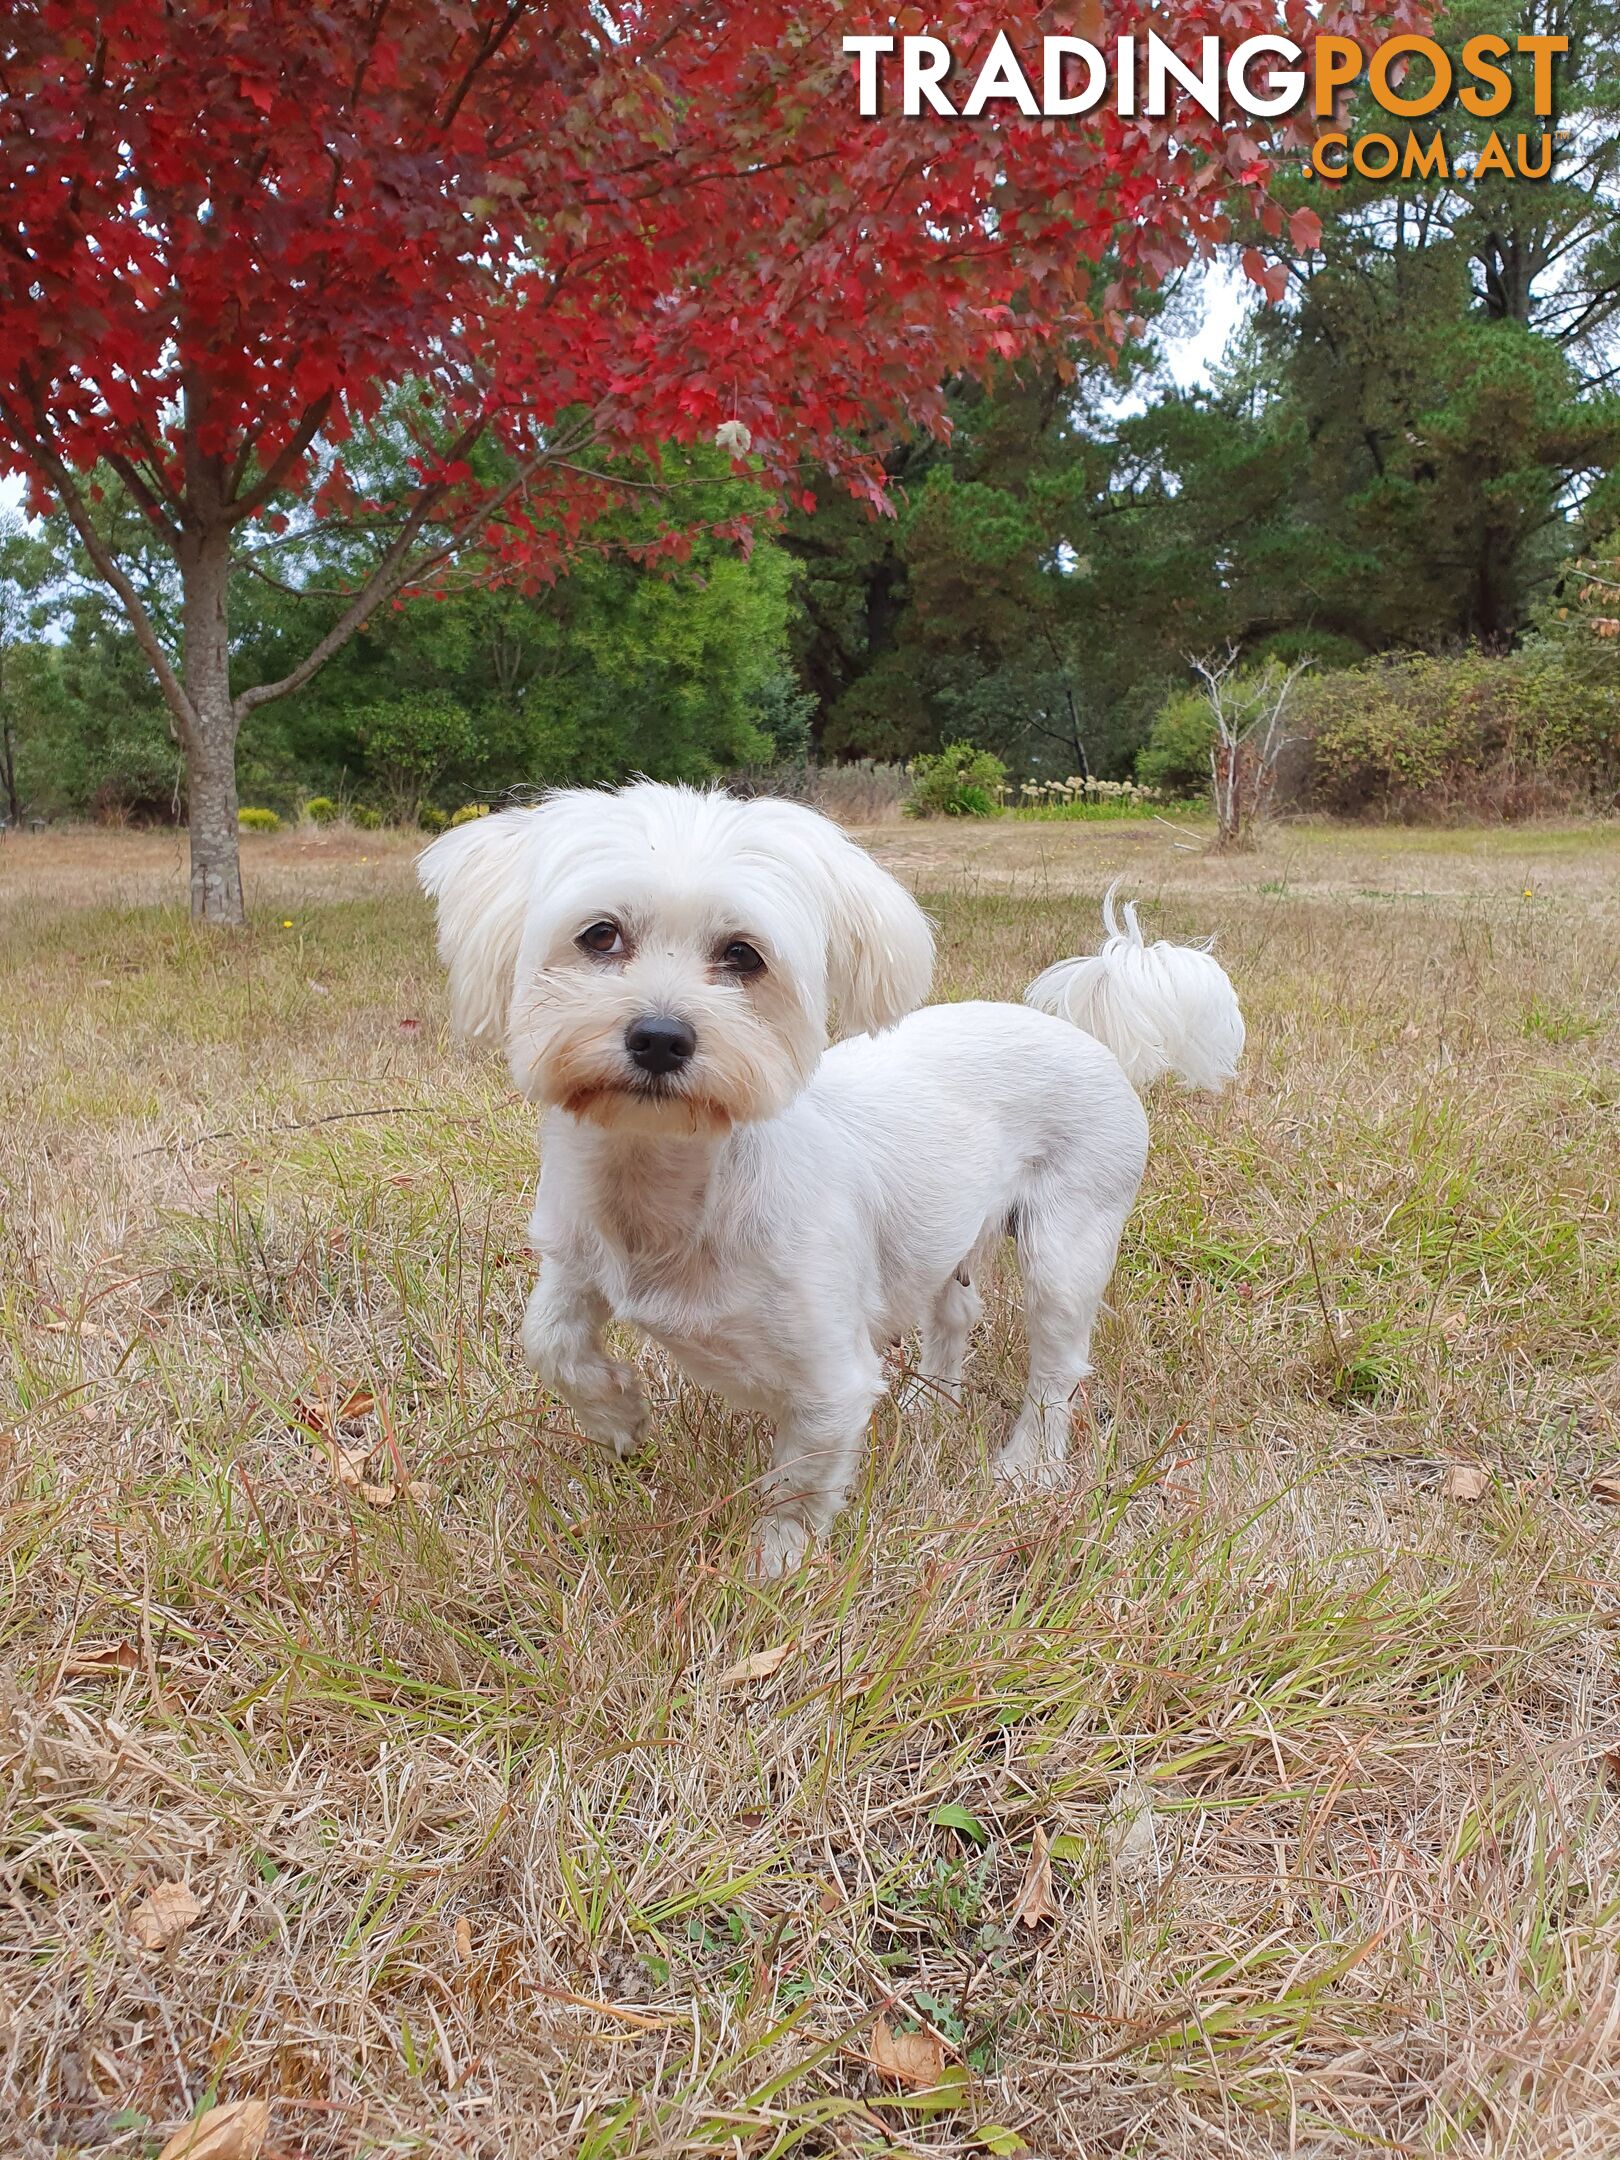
[899,1267,983,1411]
[995,1191,1127,1489]
[752,1356,886,1579]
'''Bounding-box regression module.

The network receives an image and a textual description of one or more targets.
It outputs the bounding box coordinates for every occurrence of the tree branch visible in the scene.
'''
[233,413,608,718]
[1,390,196,736]
[106,450,181,547]
[229,392,336,524]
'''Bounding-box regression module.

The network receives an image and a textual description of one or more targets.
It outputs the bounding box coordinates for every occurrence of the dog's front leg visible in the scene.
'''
[522,1266,649,1460]
[751,1364,884,1580]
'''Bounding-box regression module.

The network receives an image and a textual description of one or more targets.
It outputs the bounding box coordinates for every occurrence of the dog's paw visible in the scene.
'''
[749,1512,813,1581]
[992,1438,1071,1492]
[565,1361,650,1460]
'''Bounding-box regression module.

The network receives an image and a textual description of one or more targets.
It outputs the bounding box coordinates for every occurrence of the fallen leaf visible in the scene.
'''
[291,1383,376,1441]
[1442,1462,1491,1502]
[976,2131,1029,2157]
[64,1641,140,1677]
[130,1881,203,1952]
[870,2016,947,2089]
[317,1442,374,1490]
[331,1468,431,1508]
[1105,1778,1157,1877]
[454,1915,474,1966]
[1012,1825,1056,1930]
[1437,1310,1467,1339]
[718,1642,792,1688]
[156,2097,269,2160]
[1591,1468,1620,1505]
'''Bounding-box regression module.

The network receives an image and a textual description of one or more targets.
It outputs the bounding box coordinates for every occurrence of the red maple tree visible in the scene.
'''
[2,1,1387,919]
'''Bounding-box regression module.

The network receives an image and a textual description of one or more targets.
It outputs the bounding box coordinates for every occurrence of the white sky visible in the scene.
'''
[1165,259,1251,386]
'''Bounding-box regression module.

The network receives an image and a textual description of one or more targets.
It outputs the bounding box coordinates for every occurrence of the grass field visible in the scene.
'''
[3,815,1620,2160]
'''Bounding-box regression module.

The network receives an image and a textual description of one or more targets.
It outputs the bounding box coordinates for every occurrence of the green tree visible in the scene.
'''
[0,513,59,824]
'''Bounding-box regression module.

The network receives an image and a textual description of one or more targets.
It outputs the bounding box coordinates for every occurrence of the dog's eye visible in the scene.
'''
[719,940,765,976]
[578,921,625,957]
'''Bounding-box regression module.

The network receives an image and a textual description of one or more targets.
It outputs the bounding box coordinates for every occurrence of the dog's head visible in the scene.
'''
[417,784,933,1133]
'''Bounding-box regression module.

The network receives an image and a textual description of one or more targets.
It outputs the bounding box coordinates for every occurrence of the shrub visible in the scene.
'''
[237,806,281,832]
[449,802,491,827]
[355,692,479,822]
[749,670,817,763]
[1217,645,1620,821]
[303,795,340,826]
[904,742,1007,818]
[350,803,382,829]
[727,759,909,824]
[1136,689,1216,799]
[418,804,450,833]
[86,735,184,826]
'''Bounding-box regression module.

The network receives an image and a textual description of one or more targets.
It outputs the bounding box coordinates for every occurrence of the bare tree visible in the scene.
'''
[1191,646,1312,850]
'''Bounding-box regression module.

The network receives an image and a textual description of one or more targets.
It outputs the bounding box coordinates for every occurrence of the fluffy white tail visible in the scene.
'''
[1024,884,1244,1092]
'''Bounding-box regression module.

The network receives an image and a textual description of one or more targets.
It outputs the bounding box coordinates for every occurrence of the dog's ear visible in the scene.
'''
[755,802,934,1036]
[822,830,934,1036]
[417,807,547,1042]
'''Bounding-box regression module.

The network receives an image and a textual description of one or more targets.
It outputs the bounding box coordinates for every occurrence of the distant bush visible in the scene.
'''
[1136,689,1216,799]
[85,735,184,826]
[350,803,382,829]
[1299,650,1620,819]
[904,742,1007,818]
[749,670,817,764]
[802,760,909,823]
[356,692,479,823]
[418,804,450,833]
[449,802,490,827]
[728,758,909,824]
[1138,646,1619,822]
[303,795,340,826]
[237,806,281,832]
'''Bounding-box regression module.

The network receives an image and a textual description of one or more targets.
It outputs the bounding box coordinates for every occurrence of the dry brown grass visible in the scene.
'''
[3,815,1620,2160]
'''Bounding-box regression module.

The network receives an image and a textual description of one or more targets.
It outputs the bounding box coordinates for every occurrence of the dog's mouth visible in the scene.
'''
[571,1069,682,1106]
[560,1077,733,1133]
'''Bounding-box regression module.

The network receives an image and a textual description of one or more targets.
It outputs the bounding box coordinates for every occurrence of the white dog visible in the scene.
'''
[419,783,1242,1576]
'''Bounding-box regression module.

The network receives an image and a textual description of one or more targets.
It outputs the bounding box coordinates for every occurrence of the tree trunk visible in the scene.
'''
[0,714,19,827]
[186,717,243,921]
[0,642,18,825]
[179,530,244,924]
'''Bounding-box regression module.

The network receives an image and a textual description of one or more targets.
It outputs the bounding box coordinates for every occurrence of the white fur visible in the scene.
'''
[418,785,1241,1575]
[1024,881,1245,1091]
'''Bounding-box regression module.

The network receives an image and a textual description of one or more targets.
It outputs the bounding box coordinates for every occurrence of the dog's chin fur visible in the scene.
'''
[557,1083,739,1137]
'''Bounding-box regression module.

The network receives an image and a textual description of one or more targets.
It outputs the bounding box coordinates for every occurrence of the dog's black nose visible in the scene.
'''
[625,1015,696,1076]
